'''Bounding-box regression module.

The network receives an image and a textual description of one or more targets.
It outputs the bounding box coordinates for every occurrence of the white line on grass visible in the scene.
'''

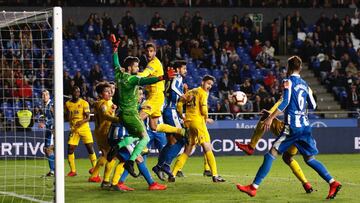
[0,191,51,203]
[186,173,360,186]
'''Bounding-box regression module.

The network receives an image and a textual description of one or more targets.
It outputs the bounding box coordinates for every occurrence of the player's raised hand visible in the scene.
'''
[167,67,176,80]
[109,34,120,53]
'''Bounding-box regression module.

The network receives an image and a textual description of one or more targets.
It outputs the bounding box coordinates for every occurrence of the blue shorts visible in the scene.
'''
[273,125,318,156]
[45,129,54,148]
[163,108,182,129]
[147,130,166,151]
[117,145,134,161]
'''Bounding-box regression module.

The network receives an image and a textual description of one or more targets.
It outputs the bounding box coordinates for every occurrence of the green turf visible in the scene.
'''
[1,154,360,202]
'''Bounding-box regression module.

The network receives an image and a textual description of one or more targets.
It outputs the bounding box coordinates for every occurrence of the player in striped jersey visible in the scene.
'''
[38,89,55,177]
[236,56,341,199]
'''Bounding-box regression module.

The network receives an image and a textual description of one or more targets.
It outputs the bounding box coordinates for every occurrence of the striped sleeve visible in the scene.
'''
[307,87,317,110]
[277,79,292,112]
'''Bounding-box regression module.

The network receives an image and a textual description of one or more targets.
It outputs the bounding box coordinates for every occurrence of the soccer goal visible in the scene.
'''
[0,7,64,203]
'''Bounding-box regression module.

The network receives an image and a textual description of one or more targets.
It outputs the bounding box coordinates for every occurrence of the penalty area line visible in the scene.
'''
[0,191,51,203]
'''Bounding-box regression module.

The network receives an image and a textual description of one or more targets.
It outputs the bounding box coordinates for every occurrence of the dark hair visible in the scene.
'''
[123,56,140,71]
[72,85,80,93]
[202,75,216,82]
[287,55,302,76]
[108,81,115,85]
[173,60,187,69]
[145,42,156,51]
[95,82,111,95]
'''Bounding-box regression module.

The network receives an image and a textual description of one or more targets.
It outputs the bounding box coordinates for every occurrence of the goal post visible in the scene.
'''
[0,7,64,203]
[53,7,64,203]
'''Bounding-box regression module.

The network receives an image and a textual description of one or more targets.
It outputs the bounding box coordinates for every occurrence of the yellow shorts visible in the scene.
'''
[186,121,211,146]
[142,93,164,117]
[68,127,93,146]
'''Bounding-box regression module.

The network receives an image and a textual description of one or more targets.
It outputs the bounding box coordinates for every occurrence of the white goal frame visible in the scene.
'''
[53,7,64,203]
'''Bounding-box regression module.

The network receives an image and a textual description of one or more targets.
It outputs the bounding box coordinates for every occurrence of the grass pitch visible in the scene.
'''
[1,154,360,202]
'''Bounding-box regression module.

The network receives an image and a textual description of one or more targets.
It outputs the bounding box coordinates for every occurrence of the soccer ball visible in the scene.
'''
[233,91,247,106]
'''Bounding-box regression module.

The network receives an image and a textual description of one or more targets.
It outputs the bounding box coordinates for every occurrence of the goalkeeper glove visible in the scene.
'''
[109,34,120,53]
[166,67,176,80]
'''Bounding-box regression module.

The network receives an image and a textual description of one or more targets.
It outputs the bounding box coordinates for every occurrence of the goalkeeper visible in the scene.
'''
[235,98,313,193]
[108,35,172,177]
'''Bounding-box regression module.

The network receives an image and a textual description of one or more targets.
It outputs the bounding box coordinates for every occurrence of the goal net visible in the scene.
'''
[0,8,64,203]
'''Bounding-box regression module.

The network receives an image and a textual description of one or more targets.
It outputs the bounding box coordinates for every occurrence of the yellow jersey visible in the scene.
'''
[269,98,282,113]
[177,87,208,122]
[94,99,119,137]
[138,56,165,94]
[65,98,91,130]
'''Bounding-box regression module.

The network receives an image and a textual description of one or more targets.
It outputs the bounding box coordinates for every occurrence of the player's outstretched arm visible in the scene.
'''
[129,75,165,86]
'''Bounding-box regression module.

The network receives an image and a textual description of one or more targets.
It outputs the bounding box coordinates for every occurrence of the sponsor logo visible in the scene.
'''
[310,121,327,128]
[355,137,360,150]
[1,142,45,156]
[236,123,257,129]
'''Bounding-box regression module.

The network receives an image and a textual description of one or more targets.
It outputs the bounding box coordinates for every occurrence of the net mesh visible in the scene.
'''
[0,10,55,203]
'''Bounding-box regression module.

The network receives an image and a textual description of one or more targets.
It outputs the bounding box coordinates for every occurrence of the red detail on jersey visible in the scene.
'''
[283,80,290,89]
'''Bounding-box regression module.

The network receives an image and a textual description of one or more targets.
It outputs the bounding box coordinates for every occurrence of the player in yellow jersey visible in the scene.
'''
[65,86,97,177]
[171,75,225,183]
[235,98,314,193]
[137,43,185,138]
[89,82,120,185]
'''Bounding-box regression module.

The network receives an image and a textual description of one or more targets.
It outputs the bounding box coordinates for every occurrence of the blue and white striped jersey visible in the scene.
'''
[43,99,54,129]
[277,73,317,129]
[165,74,184,109]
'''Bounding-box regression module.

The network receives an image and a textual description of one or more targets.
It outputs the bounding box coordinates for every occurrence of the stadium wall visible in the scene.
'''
[2,7,356,25]
[1,127,359,158]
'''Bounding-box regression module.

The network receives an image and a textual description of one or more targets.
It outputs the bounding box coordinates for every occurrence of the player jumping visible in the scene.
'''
[236,56,342,199]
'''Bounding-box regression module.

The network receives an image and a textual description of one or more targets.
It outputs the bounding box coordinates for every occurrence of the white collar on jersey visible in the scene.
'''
[291,73,301,77]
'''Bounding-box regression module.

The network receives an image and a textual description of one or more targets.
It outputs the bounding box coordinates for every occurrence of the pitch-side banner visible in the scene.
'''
[1,128,359,158]
[62,119,358,131]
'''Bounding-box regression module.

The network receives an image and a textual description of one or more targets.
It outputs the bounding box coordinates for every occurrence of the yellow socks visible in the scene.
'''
[204,153,211,171]
[91,156,107,178]
[156,123,183,135]
[68,153,76,172]
[111,162,125,185]
[205,151,218,176]
[172,153,188,176]
[89,153,97,168]
[289,159,308,184]
[103,159,116,182]
[249,121,265,149]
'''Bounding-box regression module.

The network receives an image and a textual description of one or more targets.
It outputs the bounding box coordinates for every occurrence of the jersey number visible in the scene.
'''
[297,90,305,111]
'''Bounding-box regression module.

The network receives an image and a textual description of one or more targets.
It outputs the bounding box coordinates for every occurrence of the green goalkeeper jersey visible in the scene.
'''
[113,53,160,114]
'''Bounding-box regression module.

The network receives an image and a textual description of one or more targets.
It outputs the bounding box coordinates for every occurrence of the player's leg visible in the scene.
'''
[89,148,106,182]
[120,113,150,177]
[67,131,80,176]
[171,142,193,179]
[203,153,212,177]
[111,151,134,191]
[236,132,295,197]
[298,128,341,199]
[82,131,97,170]
[282,146,313,193]
[200,127,225,182]
[236,111,284,155]
[44,130,55,176]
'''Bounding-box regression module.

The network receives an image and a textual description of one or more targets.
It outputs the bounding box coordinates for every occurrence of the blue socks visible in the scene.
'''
[48,153,55,172]
[119,169,128,183]
[138,161,154,185]
[165,139,185,165]
[253,153,276,186]
[306,158,333,182]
